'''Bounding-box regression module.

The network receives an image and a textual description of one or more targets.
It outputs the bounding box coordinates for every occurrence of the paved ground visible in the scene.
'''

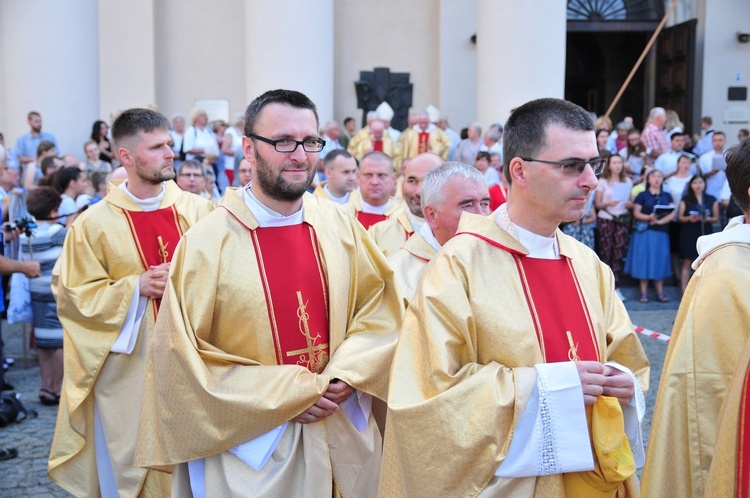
[0,287,679,496]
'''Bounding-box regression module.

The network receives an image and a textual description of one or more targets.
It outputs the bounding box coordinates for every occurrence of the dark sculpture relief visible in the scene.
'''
[355,67,413,131]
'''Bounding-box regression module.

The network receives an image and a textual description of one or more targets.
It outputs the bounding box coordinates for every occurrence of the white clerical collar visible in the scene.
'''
[419,222,441,251]
[413,124,435,133]
[323,183,350,204]
[360,197,391,215]
[118,181,166,212]
[494,204,559,259]
[238,183,304,227]
[406,210,426,232]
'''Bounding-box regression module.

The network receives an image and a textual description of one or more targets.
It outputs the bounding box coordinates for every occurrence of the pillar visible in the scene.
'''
[476,0,567,127]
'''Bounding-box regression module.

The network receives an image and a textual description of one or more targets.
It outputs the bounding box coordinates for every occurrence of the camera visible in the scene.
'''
[738,32,750,43]
[4,216,37,236]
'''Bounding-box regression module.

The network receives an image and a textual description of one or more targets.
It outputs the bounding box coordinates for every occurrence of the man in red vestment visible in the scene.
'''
[347,151,404,230]
[48,108,214,497]
[136,89,402,497]
[380,98,649,497]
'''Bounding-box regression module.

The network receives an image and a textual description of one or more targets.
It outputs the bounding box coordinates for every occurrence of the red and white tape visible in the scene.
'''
[634,326,671,342]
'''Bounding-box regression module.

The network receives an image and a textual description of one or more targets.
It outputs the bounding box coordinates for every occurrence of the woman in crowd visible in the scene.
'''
[221,117,244,187]
[664,154,694,285]
[474,151,500,187]
[22,140,57,190]
[595,154,633,301]
[625,169,675,303]
[81,139,112,177]
[170,114,186,163]
[90,120,114,163]
[596,128,610,153]
[454,122,482,165]
[20,187,67,405]
[53,167,89,227]
[677,174,719,293]
[620,128,647,180]
[183,107,218,163]
[664,109,684,139]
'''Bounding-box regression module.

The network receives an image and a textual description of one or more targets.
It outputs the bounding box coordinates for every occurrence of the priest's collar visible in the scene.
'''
[406,210,426,232]
[238,183,304,227]
[413,124,436,133]
[323,183,350,204]
[118,181,166,212]
[494,204,559,259]
[419,222,441,251]
[360,197,391,215]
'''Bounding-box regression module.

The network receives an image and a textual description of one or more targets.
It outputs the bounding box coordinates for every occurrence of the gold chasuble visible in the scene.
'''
[396,126,450,164]
[368,210,416,257]
[379,212,649,498]
[706,339,750,497]
[387,230,436,307]
[642,234,750,497]
[136,190,403,498]
[48,181,214,498]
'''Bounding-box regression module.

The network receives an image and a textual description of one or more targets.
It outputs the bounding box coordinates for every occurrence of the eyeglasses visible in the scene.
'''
[520,157,605,177]
[250,134,326,153]
[179,172,204,178]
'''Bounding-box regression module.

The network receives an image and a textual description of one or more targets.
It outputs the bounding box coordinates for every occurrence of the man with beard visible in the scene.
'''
[14,111,57,165]
[313,149,357,204]
[47,108,214,498]
[135,89,402,497]
[369,152,443,257]
[347,151,404,229]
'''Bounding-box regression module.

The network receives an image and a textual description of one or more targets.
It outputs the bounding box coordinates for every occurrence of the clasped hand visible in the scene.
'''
[576,361,634,406]
[292,380,355,425]
[139,262,170,298]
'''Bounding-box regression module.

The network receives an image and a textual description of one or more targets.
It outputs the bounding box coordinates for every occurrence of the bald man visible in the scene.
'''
[347,120,395,162]
[347,152,404,229]
[369,153,443,257]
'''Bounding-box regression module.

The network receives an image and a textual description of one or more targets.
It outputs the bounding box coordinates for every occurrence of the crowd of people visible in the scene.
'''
[0,91,748,496]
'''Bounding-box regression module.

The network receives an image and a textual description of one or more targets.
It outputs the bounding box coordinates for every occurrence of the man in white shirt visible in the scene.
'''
[654,132,696,179]
[313,149,357,204]
[698,131,727,200]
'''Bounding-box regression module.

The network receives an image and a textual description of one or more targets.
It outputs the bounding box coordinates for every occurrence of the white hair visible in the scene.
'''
[421,161,486,211]
[649,107,666,120]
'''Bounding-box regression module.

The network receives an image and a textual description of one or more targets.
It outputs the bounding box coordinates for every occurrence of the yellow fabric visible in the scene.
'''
[396,127,450,165]
[705,337,750,497]
[346,129,396,162]
[387,231,436,307]
[48,180,214,498]
[345,126,371,158]
[379,212,649,498]
[563,397,636,498]
[345,195,405,222]
[135,191,403,497]
[641,242,750,497]
[368,210,414,258]
[313,182,331,200]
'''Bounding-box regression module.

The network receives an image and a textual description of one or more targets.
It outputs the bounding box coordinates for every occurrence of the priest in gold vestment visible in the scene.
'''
[368,153,443,257]
[643,138,750,498]
[380,99,649,498]
[136,90,402,497]
[388,161,490,306]
[346,119,395,162]
[346,152,405,230]
[48,109,214,497]
[395,110,450,165]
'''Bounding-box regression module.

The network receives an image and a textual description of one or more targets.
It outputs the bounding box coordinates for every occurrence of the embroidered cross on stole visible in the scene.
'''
[251,224,330,373]
[122,206,183,314]
[513,256,600,363]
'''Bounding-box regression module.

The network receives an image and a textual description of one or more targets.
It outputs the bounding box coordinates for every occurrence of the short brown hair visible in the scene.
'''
[26,186,61,220]
[726,138,750,214]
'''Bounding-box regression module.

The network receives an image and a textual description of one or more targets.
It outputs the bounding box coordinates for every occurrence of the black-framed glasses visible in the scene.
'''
[520,157,605,177]
[250,134,325,153]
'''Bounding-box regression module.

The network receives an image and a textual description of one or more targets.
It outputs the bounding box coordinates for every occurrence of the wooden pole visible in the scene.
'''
[603,0,680,119]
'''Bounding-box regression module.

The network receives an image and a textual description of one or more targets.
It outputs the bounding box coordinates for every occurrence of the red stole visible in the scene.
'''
[489,184,507,211]
[418,132,430,154]
[251,224,330,373]
[357,211,387,230]
[122,206,183,312]
[513,256,600,362]
[737,362,750,497]
[373,140,384,152]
